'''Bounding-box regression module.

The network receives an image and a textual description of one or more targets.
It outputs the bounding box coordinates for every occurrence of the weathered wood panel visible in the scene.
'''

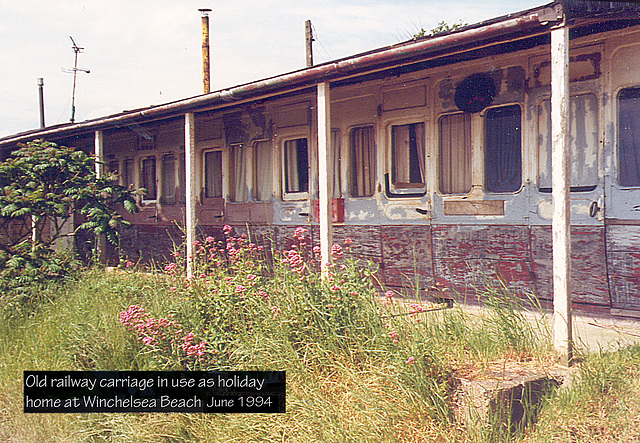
[531,225,609,305]
[381,225,433,290]
[607,224,640,310]
[432,225,533,296]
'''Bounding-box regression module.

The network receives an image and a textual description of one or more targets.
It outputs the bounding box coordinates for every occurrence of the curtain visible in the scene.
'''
[254,140,272,201]
[231,145,247,202]
[439,114,472,194]
[350,126,375,197]
[204,151,222,198]
[161,154,176,205]
[179,152,186,204]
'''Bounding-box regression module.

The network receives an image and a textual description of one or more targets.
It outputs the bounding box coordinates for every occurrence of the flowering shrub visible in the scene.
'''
[119,304,214,370]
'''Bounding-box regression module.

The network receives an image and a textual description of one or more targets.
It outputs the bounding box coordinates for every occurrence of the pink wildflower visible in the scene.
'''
[405,357,415,364]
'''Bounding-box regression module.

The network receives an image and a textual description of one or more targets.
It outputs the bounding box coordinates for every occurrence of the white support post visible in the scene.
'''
[185,113,197,278]
[317,82,333,276]
[551,22,572,366]
[95,130,104,178]
[93,130,105,261]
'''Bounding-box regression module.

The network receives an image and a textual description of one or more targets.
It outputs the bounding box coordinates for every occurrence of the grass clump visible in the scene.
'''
[525,345,640,442]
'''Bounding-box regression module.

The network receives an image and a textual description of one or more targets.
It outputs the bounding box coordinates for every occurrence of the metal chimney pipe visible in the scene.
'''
[199,8,212,94]
[37,78,45,128]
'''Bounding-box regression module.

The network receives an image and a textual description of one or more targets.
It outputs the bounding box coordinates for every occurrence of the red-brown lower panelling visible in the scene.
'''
[531,225,609,305]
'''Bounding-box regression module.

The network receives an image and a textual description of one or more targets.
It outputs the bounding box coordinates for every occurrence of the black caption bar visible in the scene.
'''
[24,371,285,413]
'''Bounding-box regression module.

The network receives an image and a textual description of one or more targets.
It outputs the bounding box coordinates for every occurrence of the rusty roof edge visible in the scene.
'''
[0,4,559,149]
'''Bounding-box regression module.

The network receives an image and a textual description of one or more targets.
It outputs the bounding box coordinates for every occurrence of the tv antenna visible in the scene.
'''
[62,36,90,123]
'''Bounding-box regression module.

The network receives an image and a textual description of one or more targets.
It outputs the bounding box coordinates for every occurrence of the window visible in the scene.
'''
[350,126,375,197]
[179,152,186,204]
[141,157,157,200]
[619,87,640,187]
[229,145,247,202]
[332,130,342,198]
[204,150,223,198]
[107,160,119,184]
[391,123,425,190]
[253,140,272,201]
[108,160,119,175]
[122,158,134,188]
[485,105,522,193]
[161,154,175,205]
[538,94,598,191]
[283,138,309,195]
[439,113,472,194]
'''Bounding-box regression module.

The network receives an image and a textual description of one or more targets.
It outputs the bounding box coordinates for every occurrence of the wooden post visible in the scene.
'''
[305,20,314,67]
[185,113,197,278]
[200,9,212,94]
[317,82,332,275]
[551,21,572,366]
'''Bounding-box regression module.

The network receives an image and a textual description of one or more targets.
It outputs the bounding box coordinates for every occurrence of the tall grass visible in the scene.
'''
[2,225,613,442]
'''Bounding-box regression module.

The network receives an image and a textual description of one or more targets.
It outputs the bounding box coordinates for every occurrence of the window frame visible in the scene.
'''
[387,121,426,196]
[228,143,248,203]
[160,152,176,205]
[202,148,224,200]
[438,112,472,196]
[122,158,135,189]
[281,136,310,201]
[617,86,640,188]
[349,124,376,198]
[536,92,599,193]
[140,155,157,202]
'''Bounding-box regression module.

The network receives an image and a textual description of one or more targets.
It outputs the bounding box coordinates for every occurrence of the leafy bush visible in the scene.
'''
[0,140,142,315]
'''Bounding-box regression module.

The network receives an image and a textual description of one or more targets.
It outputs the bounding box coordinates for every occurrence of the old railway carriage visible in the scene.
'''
[3,0,640,314]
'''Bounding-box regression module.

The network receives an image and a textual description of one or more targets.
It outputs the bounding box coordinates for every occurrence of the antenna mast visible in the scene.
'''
[64,36,90,123]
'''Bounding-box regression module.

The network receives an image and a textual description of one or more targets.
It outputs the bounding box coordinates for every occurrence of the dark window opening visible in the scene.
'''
[485,105,522,193]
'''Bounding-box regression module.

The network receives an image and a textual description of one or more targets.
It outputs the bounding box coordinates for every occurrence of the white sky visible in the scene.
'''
[0,0,544,138]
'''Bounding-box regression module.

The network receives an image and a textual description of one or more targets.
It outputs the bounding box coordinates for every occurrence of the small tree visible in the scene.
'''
[0,140,141,263]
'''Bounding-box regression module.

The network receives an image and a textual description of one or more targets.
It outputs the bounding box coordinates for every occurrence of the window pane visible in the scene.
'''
[254,140,272,201]
[392,123,425,188]
[538,94,598,190]
[204,151,222,198]
[439,114,472,194]
[284,138,309,194]
[485,105,522,192]
[122,158,134,188]
[161,154,175,205]
[350,126,375,197]
[142,157,157,200]
[229,145,247,202]
[619,88,640,187]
